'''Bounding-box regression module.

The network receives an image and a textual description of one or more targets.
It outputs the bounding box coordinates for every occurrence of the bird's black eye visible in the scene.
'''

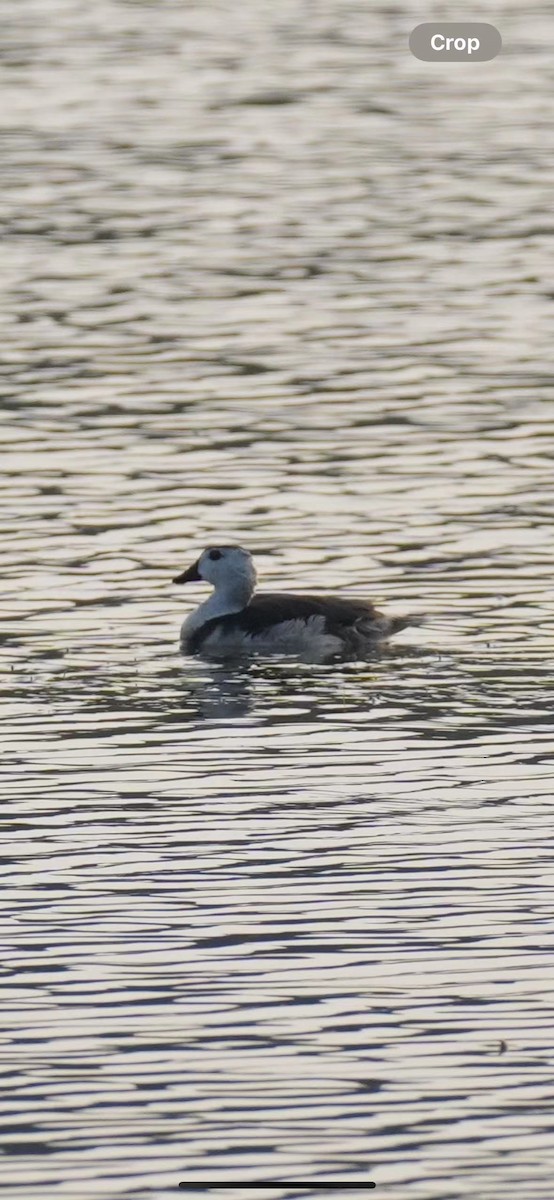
[208,549,222,561]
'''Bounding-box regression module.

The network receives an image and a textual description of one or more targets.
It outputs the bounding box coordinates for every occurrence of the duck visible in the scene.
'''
[173,545,423,662]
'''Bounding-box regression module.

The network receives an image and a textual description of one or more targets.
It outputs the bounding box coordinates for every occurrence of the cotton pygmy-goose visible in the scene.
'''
[173,545,422,662]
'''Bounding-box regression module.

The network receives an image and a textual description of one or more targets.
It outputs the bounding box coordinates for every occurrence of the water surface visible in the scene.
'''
[2,1,554,1197]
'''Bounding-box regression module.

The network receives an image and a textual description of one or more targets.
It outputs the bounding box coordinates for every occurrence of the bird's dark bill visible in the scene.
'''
[173,560,201,584]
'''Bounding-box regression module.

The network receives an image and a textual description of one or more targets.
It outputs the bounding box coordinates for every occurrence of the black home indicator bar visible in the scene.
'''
[178,1185,376,1192]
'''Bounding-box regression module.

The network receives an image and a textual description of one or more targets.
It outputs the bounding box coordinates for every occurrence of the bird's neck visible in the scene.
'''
[183,580,253,635]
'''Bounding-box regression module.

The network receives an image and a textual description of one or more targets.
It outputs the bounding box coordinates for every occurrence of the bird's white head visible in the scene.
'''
[173,544,257,604]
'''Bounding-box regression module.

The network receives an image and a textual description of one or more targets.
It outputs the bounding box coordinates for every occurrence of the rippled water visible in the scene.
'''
[2,1,554,1197]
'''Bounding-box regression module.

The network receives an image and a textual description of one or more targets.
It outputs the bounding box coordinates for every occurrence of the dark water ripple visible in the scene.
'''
[1,1,554,1197]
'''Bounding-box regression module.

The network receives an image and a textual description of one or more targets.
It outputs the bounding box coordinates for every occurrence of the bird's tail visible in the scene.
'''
[388,613,427,637]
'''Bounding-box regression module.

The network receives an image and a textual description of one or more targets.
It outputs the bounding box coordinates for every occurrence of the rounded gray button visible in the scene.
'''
[409,23,502,62]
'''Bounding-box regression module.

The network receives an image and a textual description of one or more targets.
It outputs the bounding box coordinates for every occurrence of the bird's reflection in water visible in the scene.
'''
[182,659,256,720]
[176,649,398,724]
